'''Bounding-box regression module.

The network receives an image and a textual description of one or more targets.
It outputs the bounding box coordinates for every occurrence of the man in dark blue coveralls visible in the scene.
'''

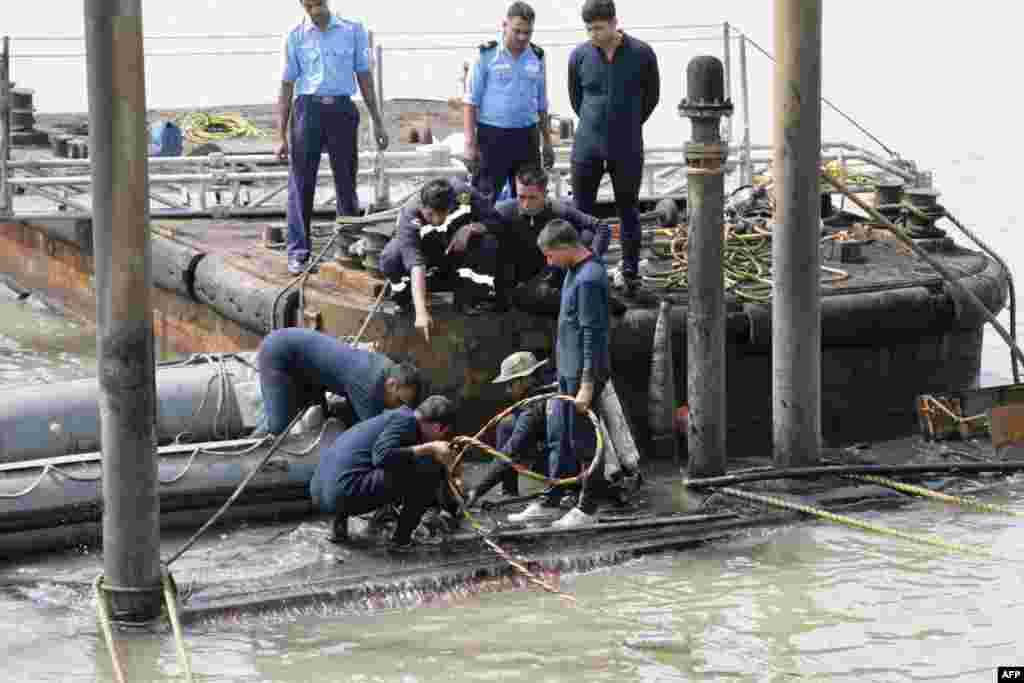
[462,2,556,204]
[310,395,458,553]
[494,167,610,290]
[255,328,422,436]
[508,219,611,528]
[277,0,388,275]
[568,0,660,295]
[379,178,504,343]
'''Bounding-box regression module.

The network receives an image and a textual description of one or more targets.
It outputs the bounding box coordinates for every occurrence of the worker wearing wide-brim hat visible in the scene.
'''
[464,351,553,508]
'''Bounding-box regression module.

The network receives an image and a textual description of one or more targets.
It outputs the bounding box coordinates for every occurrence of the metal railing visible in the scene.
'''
[0,23,920,221]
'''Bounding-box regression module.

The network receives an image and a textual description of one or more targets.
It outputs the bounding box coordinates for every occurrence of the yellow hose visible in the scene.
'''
[845,473,1024,517]
[93,575,128,683]
[718,486,995,559]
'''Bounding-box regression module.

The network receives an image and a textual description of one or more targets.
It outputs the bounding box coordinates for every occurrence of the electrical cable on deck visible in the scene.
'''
[162,407,308,567]
[438,395,606,602]
[180,112,267,144]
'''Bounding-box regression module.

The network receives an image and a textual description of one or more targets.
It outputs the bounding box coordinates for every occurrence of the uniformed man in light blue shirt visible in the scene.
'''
[462,2,555,205]
[277,0,388,275]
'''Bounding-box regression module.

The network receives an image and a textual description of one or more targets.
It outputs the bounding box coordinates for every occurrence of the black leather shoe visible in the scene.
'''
[329,513,349,544]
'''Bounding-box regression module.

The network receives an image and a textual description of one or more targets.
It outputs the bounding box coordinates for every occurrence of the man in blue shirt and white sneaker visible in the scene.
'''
[508,218,613,529]
[277,0,388,275]
[463,2,555,205]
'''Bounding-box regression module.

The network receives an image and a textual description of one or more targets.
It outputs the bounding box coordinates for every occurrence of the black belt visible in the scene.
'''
[302,95,351,104]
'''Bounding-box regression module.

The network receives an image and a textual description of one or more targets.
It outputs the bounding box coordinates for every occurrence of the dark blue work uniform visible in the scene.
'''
[464,41,548,204]
[310,406,447,544]
[546,255,611,508]
[568,33,660,280]
[379,179,504,305]
[256,328,397,435]
[493,197,611,286]
[282,15,370,264]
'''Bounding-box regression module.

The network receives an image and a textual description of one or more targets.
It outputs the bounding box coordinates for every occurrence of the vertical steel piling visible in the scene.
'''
[772,0,823,468]
[85,0,161,621]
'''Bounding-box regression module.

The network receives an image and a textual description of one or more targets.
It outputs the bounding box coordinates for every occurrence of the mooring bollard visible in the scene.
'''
[679,55,732,478]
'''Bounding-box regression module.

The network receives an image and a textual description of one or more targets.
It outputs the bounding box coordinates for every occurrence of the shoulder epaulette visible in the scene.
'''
[479,40,498,52]
[530,42,544,59]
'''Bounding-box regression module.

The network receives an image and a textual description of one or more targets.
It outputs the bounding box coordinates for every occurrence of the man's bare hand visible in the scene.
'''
[574,382,594,415]
[463,140,480,175]
[414,312,433,343]
[426,441,454,467]
[446,222,484,255]
[542,141,555,170]
[276,140,289,161]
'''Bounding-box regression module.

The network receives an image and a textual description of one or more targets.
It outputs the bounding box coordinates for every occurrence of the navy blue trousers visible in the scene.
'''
[315,458,448,544]
[544,376,606,507]
[571,157,643,277]
[287,95,360,262]
[257,328,363,435]
[473,123,541,206]
[379,233,502,304]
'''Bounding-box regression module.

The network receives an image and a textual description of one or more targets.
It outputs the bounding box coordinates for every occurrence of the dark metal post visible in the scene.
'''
[772,0,822,468]
[738,34,753,187]
[722,22,733,145]
[85,0,161,621]
[679,56,732,478]
[0,37,12,217]
[374,42,390,208]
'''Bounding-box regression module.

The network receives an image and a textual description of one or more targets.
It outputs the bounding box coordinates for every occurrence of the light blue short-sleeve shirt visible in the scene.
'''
[281,14,370,97]
[463,44,548,129]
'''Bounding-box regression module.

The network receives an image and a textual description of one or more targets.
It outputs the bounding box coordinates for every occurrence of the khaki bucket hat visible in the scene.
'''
[491,351,548,384]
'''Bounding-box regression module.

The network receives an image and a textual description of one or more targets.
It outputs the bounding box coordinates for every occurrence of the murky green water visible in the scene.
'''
[4,501,1022,682]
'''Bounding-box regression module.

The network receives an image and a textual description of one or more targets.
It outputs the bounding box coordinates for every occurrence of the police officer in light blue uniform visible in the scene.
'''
[277,0,388,275]
[462,1,555,206]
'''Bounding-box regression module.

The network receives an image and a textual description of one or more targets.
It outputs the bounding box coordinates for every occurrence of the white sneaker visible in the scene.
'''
[551,507,597,529]
[507,500,561,523]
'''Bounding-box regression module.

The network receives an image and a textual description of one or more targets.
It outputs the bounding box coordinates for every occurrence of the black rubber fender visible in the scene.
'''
[193,254,300,333]
[151,235,205,301]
